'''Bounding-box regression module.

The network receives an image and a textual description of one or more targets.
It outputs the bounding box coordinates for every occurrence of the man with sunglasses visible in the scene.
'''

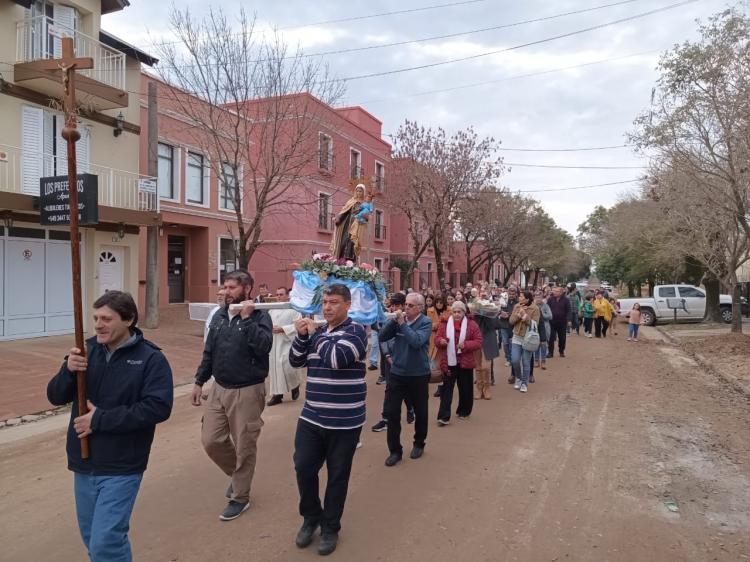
[378,292,433,466]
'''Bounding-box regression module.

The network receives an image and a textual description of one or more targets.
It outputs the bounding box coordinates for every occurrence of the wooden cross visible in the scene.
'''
[40,37,94,458]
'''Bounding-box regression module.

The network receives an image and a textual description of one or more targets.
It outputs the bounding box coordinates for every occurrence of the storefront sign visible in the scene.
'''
[40,174,99,226]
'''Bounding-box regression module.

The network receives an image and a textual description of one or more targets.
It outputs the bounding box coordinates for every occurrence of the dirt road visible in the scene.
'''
[1,327,748,561]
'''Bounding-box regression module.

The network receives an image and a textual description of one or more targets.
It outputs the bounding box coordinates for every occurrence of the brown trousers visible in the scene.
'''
[201,381,266,502]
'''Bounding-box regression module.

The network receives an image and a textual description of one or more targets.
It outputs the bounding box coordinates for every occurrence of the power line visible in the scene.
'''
[506,162,644,169]
[358,49,660,105]
[338,0,697,81]
[512,179,640,193]
[499,145,628,152]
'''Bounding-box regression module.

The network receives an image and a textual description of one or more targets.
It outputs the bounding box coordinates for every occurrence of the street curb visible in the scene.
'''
[654,326,750,397]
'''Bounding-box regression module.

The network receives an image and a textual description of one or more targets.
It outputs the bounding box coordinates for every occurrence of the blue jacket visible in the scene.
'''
[47,328,173,476]
[378,314,432,376]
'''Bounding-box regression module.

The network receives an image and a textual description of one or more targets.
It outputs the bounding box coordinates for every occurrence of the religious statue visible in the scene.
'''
[330,183,374,262]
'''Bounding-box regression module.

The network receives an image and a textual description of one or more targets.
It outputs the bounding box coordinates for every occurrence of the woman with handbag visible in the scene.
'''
[509,290,540,394]
[434,301,483,425]
[428,295,450,397]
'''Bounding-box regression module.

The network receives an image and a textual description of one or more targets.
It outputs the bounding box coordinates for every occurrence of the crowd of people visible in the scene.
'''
[47,272,645,561]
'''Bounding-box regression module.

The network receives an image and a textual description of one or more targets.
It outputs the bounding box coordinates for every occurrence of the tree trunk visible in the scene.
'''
[731,282,743,334]
[432,237,446,289]
[703,273,722,323]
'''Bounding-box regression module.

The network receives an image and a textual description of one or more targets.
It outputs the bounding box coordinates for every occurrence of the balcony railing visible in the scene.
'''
[350,164,363,180]
[375,223,387,240]
[318,213,335,231]
[0,144,158,213]
[318,151,335,173]
[374,173,386,191]
[16,16,126,91]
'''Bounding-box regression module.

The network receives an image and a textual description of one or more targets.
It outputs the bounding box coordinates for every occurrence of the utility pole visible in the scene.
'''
[35,37,93,457]
[144,81,159,328]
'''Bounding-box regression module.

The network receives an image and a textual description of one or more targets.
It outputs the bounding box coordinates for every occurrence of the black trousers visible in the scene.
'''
[380,359,413,419]
[293,419,362,533]
[437,366,473,421]
[385,374,429,454]
[583,317,593,334]
[548,322,567,355]
[594,317,610,338]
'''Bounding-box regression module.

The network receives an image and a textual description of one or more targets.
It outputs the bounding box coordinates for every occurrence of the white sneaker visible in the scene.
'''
[520,384,528,393]
[627,337,632,341]
[633,339,639,342]
[356,441,362,449]
[514,380,521,390]
[587,333,593,338]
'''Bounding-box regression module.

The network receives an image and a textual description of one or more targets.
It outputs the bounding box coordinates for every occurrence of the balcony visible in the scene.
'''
[374,223,387,240]
[318,151,335,174]
[0,144,158,222]
[15,17,128,110]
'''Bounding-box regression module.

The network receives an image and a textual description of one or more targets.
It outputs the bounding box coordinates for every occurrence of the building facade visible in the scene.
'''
[0,0,158,339]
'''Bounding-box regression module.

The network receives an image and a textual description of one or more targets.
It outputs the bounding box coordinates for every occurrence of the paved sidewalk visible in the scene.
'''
[0,305,205,421]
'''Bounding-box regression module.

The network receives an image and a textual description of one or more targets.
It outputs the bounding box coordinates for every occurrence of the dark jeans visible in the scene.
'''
[499,328,512,363]
[583,317,593,334]
[385,374,429,454]
[548,323,567,355]
[380,359,413,419]
[293,419,362,533]
[594,317,610,338]
[570,311,580,334]
[437,366,473,421]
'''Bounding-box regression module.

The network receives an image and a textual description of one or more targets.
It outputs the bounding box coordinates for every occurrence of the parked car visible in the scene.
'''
[617,285,748,325]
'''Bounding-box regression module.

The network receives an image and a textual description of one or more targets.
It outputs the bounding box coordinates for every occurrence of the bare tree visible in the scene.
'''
[155,7,345,269]
[391,120,504,287]
[630,7,750,331]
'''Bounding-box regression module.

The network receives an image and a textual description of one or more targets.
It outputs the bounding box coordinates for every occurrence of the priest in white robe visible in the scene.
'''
[267,287,303,406]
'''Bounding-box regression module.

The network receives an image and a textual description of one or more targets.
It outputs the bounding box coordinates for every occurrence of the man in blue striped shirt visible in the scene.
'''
[289,284,367,556]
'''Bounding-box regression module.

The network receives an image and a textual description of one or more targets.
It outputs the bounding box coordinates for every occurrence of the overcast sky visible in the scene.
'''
[103,0,738,236]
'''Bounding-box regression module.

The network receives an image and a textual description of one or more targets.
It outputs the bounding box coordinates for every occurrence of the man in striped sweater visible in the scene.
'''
[289,284,367,556]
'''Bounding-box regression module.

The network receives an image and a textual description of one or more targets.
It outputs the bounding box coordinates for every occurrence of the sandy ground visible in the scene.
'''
[1,327,749,562]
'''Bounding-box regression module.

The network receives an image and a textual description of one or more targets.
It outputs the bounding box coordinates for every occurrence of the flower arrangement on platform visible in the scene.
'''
[301,254,385,284]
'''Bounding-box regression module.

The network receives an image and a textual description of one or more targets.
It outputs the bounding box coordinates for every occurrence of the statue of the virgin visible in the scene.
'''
[330,183,373,262]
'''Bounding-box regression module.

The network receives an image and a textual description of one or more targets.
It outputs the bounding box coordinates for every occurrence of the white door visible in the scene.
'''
[5,239,46,336]
[678,286,707,318]
[45,241,75,333]
[98,247,124,295]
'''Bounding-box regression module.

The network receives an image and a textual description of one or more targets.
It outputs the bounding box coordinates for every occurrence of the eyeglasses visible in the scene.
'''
[405,303,419,308]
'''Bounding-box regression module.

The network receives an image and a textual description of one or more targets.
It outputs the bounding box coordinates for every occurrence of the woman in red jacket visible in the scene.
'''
[434,301,483,425]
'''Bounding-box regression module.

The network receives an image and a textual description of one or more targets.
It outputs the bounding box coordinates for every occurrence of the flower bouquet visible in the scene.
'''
[468,298,501,318]
[289,254,387,324]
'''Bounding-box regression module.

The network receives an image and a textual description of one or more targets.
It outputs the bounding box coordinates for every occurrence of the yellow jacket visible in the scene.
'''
[593,298,614,322]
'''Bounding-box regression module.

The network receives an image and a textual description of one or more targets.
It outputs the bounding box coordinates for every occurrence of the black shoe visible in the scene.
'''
[410,446,424,459]
[318,531,339,556]
[368,364,378,371]
[376,375,386,385]
[529,375,535,384]
[295,519,319,549]
[507,376,515,384]
[225,483,233,499]
[559,352,566,358]
[267,395,283,407]
[385,452,402,466]
[546,354,553,359]
[406,409,415,424]
[291,386,300,401]
[433,385,442,397]
[371,419,387,432]
[219,500,249,521]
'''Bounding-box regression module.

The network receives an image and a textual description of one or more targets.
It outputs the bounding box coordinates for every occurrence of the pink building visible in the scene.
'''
[137,74,397,305]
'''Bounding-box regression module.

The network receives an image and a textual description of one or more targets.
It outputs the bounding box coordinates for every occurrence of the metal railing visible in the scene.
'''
[318,213,335,231]
[350,164,363,180]
[374,174,385,191]
[0,144,158,213]
[16,16,126,91]
[375,223,387,240]
[318,151,335,172]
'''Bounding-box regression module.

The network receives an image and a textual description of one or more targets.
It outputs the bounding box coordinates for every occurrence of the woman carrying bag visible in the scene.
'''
[509,290,540,394]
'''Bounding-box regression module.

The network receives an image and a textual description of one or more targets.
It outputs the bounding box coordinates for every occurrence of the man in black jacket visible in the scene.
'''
[547,286,572,358]
[191,270,273,521]
[47,291,173,562]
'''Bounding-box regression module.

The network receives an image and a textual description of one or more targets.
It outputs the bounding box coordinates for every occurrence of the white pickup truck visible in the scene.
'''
[617,285,747,326]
